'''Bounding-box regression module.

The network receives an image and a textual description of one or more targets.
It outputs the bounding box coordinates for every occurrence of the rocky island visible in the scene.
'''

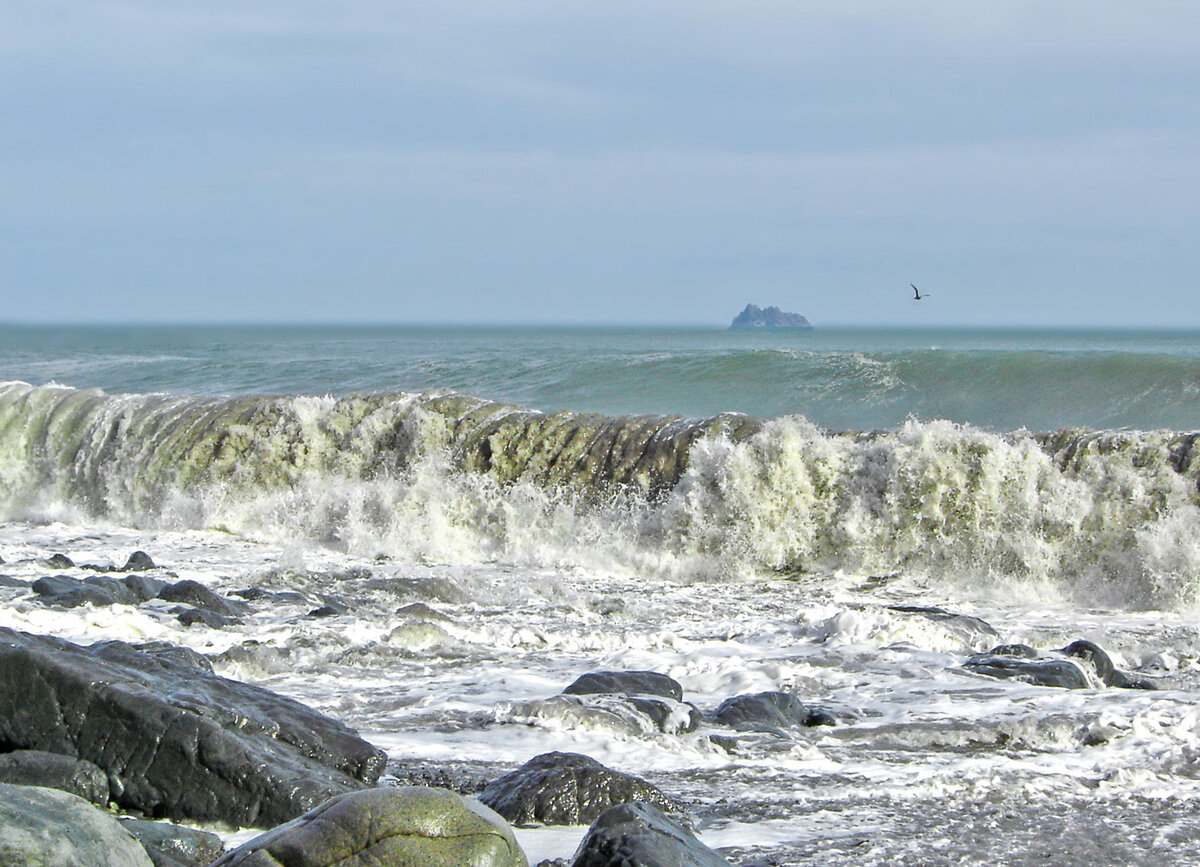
[729,304,812,329]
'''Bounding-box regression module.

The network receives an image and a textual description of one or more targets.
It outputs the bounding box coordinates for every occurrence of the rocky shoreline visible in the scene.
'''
[0,548,1161,865]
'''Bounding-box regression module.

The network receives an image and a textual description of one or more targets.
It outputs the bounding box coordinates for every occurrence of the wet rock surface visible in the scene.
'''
[570,802,732,867]
[211,786,529,867]
[712,691,835,732]
[964,639,1156,690]
[0,782,154,867]
[0,749,110,805]
[0,628,386,826]
[480,751,681,826]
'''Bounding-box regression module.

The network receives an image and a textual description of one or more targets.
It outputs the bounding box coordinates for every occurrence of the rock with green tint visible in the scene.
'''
[0,783,153,867]
[212,786,529,867]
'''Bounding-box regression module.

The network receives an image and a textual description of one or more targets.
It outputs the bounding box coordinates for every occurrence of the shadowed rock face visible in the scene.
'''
[0,750,110,805]
[479,752,680,826]
[711,691,834,731]
[212,787,528,867]
[571,802,732,867]
[0,629,386,826]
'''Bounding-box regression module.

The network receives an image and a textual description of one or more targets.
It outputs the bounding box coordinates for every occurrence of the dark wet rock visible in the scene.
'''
[564,670,684,701]
[0,782,154,866]
[1061,639,1156,689]
[174,607,236,628]
[308,599,348,618]
[886,605,999,639]
[627,695,703,733]
[42,552,76,569]
[211,786,528,867]
[964,646,1091,689]
[0,574,25,587]
[964,640,1155,691]
[397,601,452,621]
[0,749,110,805]
[121,551,157,572]
[232,587,310,605]
[480,752,680,826]
[712,691,835,732]
[123,573,170,601]
[32,573,172,608]
[120,818,224,867]
[571,802,731,867]
[157,579,248,617]
[0,628,386,826]
[32,573,139,607]
[94,639,215,674]
[509,694,699,736]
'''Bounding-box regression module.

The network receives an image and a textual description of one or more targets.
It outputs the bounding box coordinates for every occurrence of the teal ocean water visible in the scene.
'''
[4,324,1199,431]
[5,324,1200,863]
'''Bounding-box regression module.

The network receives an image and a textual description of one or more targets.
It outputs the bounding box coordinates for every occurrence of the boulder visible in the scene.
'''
[121,551,157,572]
[32,573,140,607]
[0,782,154,867]
[479,752,680,826]
[964,640,1155,690]
[571,802,731,867]
[211,786,528,867]
[0,628,386,826]
[563,670,684,701]
[0,749,110,805]
[157,579,248,617]
[120,819,225,867]
[711,691,834,732]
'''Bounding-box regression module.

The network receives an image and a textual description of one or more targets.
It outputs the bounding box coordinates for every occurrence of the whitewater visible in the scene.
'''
[3,325,1200,865]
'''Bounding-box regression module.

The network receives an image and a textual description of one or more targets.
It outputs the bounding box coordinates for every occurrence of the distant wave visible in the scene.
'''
[2,381,1199,608]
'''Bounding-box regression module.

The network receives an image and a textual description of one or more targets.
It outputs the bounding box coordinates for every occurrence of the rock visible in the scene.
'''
[32,573,140,607]
[0,628,386,826]
[123,573,170,601]
[0,750,110,805]
[211,786,528,867]
[563,670,684,701]
[964,640,1156,691]
[886,605,999,639]
[1060,639,1155,689]
[121,551,157,572]
[963,645,1091,689]
[42,553,76,568]
[479,752,680,826]
[729,304,812,330]
[711,691,834,732]
[120,819,225,867]
[0,782,154,867]
[157,579,248,618]
[570,802,731,867]
[175,607,236,628]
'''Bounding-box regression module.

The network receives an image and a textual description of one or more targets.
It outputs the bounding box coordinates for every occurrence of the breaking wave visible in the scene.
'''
[2,381,1199,608]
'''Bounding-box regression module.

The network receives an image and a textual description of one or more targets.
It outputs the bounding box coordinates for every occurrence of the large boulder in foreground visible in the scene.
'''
[212,786,528,867]
[0,783,153,867]
[0,628,386,826]
[479,751,680,826]
[571,802,730,867]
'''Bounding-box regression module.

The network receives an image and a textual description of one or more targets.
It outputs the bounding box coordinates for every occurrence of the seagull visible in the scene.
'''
[911,283,931,301]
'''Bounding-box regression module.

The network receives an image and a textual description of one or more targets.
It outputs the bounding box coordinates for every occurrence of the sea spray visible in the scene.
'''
[2,381,1199,606]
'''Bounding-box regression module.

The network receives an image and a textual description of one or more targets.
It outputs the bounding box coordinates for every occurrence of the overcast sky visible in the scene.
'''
[3,2,1199,327]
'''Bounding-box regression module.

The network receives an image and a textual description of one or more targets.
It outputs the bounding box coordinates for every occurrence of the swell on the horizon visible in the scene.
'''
[2,381,1199,608]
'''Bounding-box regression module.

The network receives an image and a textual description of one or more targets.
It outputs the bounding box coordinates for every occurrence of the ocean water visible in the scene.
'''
[3,324,1200,864]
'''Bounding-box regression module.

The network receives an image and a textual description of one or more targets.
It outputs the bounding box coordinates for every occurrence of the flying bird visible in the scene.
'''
[911,283,931,301]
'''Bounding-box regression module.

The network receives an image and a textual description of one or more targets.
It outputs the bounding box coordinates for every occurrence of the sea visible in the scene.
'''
[3,324,1200,865]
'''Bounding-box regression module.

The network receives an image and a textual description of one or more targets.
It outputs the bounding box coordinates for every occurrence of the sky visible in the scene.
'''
[2,1,1199,328]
